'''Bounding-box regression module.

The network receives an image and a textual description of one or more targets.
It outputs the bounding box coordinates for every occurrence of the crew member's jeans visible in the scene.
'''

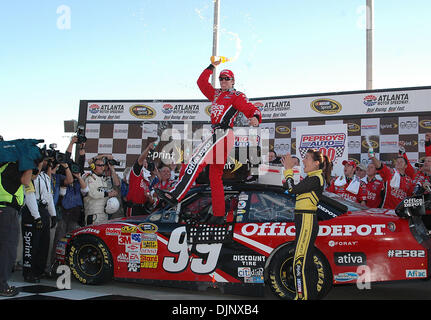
[0,206,19,290]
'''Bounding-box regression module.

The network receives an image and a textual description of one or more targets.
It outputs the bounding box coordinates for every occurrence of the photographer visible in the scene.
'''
[125,143,155,217]
[21,157,57,283]
[45,153,73,270]
[50,137,89,267]
[83,155,120,225]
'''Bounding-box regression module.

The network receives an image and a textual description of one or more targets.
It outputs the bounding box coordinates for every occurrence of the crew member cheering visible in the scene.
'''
[156,60,261,224]
[369,152,414,209]
[281,150,326,300]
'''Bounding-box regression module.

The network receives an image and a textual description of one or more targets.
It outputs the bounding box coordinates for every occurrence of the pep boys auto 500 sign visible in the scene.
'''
[296,123,348,177]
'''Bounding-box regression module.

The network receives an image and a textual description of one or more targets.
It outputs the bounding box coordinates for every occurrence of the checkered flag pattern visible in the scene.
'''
[82,114,431,171]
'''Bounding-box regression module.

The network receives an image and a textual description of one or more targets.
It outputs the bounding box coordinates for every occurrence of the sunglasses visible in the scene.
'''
[219,77,233,81]
[95,164,105,167]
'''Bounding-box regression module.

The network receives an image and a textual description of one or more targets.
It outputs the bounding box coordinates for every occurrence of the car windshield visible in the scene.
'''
[146,189,367,224]
[248,191,295,222]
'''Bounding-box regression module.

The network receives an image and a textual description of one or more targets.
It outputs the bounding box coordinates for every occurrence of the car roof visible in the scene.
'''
[190,182,285,194]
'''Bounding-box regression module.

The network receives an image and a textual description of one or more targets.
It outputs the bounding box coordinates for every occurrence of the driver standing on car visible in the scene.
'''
[155,59,261,224]
[281,149,327,300]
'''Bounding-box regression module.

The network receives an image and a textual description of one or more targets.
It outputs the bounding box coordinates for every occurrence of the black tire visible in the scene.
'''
[267,244,332,300]
[67,235,113,285]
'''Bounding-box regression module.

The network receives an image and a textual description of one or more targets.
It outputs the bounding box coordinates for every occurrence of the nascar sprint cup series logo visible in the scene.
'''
[299,133,346,162]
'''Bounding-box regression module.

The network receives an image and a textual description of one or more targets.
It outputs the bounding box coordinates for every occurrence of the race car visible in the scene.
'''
[55,183,431,300]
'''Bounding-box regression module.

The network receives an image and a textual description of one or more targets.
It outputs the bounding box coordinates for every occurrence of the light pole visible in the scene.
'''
[211,0,220,87]
[366,0,374,90]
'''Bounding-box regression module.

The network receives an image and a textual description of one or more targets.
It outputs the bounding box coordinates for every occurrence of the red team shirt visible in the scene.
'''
[327,177,367,204]
[362,177,385,208]
[377,165,415,209]
[126,167,151,205]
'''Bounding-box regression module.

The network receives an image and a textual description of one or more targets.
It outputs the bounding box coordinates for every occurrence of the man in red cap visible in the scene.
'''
[156,60,261,224]
[327,160,367,204]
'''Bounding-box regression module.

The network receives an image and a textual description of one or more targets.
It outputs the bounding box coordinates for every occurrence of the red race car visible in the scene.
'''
[55,183,431,299]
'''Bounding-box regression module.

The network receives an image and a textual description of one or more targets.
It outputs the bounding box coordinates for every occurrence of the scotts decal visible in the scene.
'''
[240,223,386,237]
[129,104,156,119]
[310,98,342,114]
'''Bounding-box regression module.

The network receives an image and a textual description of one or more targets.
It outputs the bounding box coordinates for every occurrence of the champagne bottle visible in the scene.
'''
[211,56,229,64]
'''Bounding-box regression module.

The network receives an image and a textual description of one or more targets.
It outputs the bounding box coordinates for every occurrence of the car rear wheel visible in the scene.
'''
[268,244,332,300]
[68,235,113,285]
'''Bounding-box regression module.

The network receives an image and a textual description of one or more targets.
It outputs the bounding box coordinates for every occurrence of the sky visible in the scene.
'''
[1,0,431,152]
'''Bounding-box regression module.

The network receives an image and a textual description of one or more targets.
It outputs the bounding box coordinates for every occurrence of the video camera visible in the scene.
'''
[76,126,87,144]
[102,157,121,167]
[45,143,68,165]
[43,144,84,175]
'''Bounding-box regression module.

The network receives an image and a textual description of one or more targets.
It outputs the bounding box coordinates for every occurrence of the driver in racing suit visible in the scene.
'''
[156,60,261,224]
[282,149,326,300]
[83,157,119,225]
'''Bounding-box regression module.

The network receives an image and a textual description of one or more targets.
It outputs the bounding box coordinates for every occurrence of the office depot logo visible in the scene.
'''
[240,223,385,237]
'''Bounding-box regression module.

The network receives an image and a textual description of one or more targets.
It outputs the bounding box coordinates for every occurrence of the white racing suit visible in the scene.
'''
[83,173,111,225]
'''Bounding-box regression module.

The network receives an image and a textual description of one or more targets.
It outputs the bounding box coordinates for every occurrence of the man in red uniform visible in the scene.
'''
[156,61,261,224]
[327,160,367,205]
[400,140,431,195]
[126,143,155,217]
[362,163,385,208]
[369,153,414,209]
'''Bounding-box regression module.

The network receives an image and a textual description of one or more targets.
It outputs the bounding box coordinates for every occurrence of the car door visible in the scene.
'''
[233,190,297,252]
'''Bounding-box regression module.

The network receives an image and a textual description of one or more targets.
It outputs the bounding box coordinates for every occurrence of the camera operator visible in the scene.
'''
[0,159,32,297]
[125,143,155,217]
[44,148,73,271]
[83,155,120,225]
[49,137,89,268]
[21,155,58,283]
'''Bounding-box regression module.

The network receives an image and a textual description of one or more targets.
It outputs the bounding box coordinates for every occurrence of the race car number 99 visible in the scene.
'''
[163,226,222,274]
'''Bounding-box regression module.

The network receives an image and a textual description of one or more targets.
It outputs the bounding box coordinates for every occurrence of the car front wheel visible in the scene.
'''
[67,235,113,285]
[268,244,332,300]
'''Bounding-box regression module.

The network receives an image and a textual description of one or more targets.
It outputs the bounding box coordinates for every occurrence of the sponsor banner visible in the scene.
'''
[87,102,209,122]
[80,87,431,171]
[296,124,348,177]
[85,87,431,122]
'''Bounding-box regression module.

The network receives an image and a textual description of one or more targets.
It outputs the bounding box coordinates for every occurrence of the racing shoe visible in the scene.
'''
[0,286,19,297]
[154,188,178,206]
[206,215,225,225]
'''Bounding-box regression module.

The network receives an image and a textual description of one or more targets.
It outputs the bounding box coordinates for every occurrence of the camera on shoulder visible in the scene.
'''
[46,143,68,164]
[76,126,87,144]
